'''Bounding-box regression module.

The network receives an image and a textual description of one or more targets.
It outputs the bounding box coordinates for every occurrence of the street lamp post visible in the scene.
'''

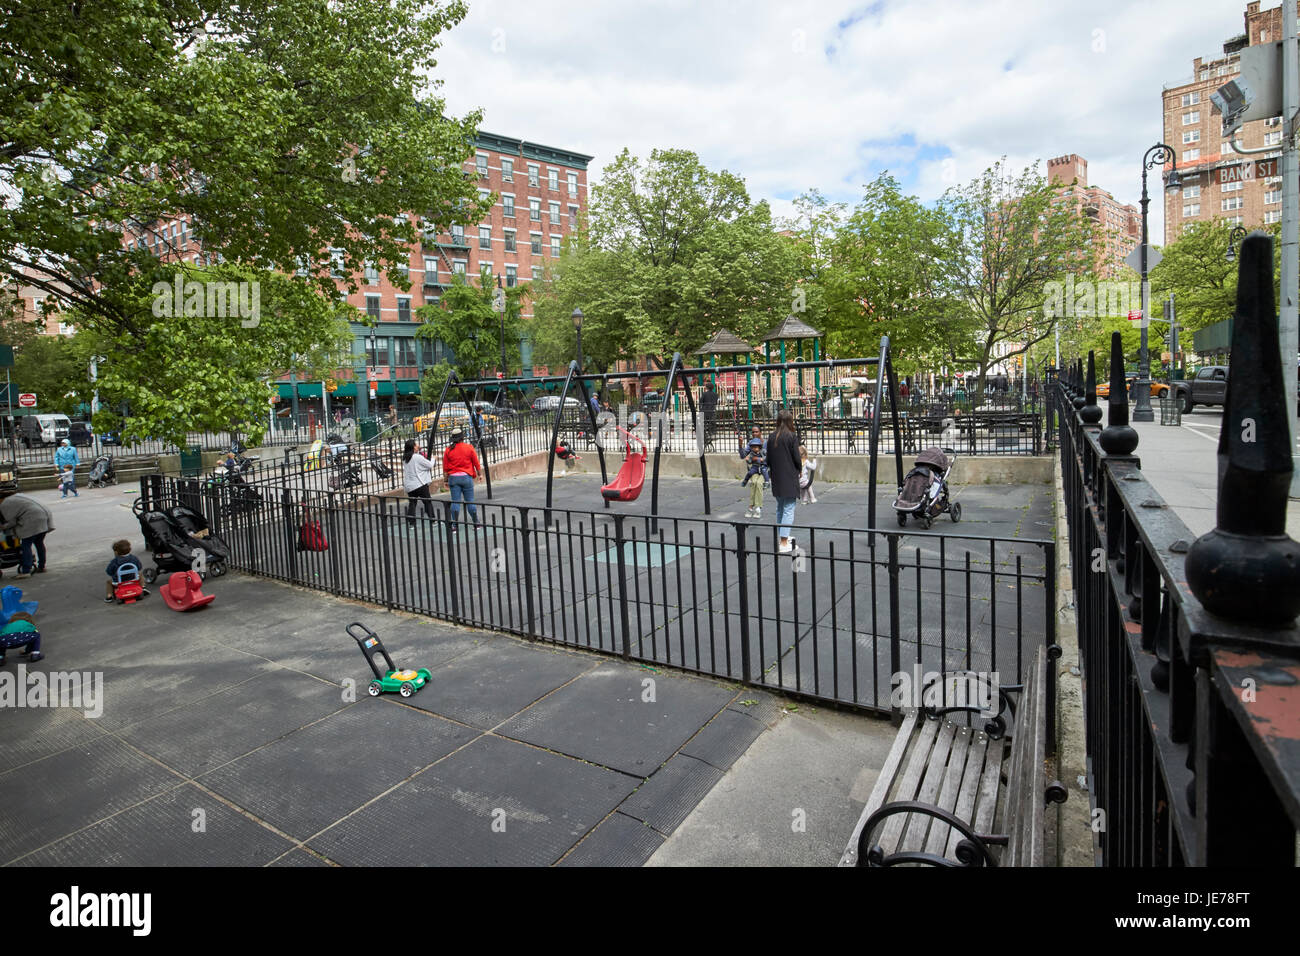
[1225,224,1248,263]
[571,308,584,372]
[1134,143,1182,423]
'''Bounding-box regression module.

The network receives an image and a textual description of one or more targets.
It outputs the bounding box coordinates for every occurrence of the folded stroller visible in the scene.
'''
[893,447,961,530]
[88,454,117,488]
[131,499,230,583]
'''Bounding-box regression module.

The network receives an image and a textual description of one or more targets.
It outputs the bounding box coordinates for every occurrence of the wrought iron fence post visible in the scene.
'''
[734,523,752,685]
[887,533,902,725]
[613,513,632,660]
[440,499,461,623]
[378,496,395,610]
[280,488,299,582]
[518,507,537,637]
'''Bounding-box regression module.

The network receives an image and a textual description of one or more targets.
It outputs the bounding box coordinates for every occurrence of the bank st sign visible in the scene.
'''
[1218,158,1279,184]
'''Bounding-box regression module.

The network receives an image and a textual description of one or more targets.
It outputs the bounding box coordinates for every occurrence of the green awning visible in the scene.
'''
[297,383,323,398]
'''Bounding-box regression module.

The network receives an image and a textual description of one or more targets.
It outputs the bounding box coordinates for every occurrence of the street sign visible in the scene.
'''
[1124,244,1162,273]
[1127,311,1142,322]
[17,393,35,407]
[492,288,506,313]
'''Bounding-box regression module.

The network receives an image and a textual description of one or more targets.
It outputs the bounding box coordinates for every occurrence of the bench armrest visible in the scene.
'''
[919,670,1023,739]
[855,800,1003,868]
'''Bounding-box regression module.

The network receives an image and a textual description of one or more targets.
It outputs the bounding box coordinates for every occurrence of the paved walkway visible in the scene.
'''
[0,482,896,866]
[1128,409,1300,539]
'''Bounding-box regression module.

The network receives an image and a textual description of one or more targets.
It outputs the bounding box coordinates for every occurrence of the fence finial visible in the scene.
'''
[1080,350,1102,425]
[1186,232,1300,625]
[1098,333,1137,455]
[1071,360,1085,409]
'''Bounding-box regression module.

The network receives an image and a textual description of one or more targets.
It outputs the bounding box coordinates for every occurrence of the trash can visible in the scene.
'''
[1159,393,1181,426]
[358,418,379,443]
[180,444,203,477]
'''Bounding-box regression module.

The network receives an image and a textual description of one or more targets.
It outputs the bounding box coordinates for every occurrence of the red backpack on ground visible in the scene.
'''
[297,506,328,552]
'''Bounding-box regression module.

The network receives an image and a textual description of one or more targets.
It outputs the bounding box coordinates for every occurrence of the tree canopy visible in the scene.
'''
[1,0,487,442]
[530,148,803,371]
[416,273,527,399]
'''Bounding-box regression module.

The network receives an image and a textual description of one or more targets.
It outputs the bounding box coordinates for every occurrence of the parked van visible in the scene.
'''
[16,414,71,448]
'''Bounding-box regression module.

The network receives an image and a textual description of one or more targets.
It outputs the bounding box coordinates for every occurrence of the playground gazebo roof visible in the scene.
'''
[692,328,755,355]
[761,315,822,342]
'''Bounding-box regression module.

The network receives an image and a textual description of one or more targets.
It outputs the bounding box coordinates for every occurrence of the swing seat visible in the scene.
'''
[602,452,647,502]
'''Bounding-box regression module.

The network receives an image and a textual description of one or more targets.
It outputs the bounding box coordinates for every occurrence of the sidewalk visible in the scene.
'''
[1128,410,1300,539]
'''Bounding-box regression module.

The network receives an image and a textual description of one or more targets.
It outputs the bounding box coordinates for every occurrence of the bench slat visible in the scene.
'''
[926,725,981,858]
[877,715,941,855]
[839,709,918,866]
[1009,650,1048,866]
[965,730,1004,860]
[900,719,957,853]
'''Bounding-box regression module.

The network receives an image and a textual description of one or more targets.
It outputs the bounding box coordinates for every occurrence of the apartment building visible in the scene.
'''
[1161,1,1295,243]
[1047,154,1141,277]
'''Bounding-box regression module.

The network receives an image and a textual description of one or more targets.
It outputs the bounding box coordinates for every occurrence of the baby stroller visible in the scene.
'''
[88,454,117,488]
[328,448,366,489]
[131,499,230,583]
[0,531,21,579]
[893,447,961,529]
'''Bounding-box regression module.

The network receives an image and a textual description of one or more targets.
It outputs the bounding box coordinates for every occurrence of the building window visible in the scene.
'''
[506,265,517,288]
[504,229,516,252]
[478,188,490,203]
[550,235,561,258]
[531,266,543,281]
[1227,215,1243,225]
[530,198,541,221]
[527,163,539,187]
[567,171,578,197]
[1181,91,1200,107]
[501,158,513,181]
[476,154,489,178]
[1182,111,1199,125]
[1265,130,1283,145]
[1182,184,1200,198]
[530,232,542,254]
[452,260,467,275]
[365,295,382,321]
[397,296,411,322]
[424,257,438,283]
[1182,130,1200,144]
[548,168,558,191]
[479,226,491,249]
[568,204,579,228]
[502,194,515,217]
[549,201,560,225]
[1182,203,1200,217]
[329,248,345,278]
[396,337,417,367]
[364,261,379,285]
[371,336,390,366]
[451,224,465,243]
[1221,180,1243,192]
[1221,197,1243,211]
[1184,148,1201,160]
[1266,189,1282,204]
[1265,209,1282,224]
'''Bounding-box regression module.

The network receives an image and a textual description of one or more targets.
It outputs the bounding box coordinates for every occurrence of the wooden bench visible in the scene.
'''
[840,644,1065,867]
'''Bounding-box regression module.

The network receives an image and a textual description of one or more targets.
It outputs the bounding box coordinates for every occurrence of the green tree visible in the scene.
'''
[808,175,955,375]
[934,160,1096,397]
[415,273,526,399]
[530,148,802,371]
[1150,218,1281,335]
[1,0,487,430]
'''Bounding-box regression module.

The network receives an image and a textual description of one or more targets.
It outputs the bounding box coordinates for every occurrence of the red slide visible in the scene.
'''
[601,429,648,502]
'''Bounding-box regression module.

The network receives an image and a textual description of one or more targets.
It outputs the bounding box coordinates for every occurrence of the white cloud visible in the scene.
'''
[432,0,1251,243]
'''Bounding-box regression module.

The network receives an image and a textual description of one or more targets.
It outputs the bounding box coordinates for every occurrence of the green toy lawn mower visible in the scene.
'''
[346,622,432,698]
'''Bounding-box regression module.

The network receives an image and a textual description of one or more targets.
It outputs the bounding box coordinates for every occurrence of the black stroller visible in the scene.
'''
[131,499,231,583]
[893,447,961,529]
[88,454,117,488]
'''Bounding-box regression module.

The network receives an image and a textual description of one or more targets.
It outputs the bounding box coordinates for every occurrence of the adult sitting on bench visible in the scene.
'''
[840,644,1065,867]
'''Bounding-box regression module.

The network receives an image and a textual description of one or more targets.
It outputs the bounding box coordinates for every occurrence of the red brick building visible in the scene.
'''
[1161,1,1295,243]
[1047,154,1140,277]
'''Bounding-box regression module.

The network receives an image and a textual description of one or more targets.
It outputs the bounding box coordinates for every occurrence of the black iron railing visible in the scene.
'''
[141,474,1053,717]
[1057,233,1300,866]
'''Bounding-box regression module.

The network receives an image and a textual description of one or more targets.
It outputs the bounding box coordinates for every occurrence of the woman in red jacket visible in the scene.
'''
[442,429,481,529]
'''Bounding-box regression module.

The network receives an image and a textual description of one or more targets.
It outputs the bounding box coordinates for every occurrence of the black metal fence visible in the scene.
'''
[142,474,1054,716]
[1056,324,1300,862]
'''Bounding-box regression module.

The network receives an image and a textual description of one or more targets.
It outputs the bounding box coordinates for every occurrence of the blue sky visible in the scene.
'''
[431,0,1254,241]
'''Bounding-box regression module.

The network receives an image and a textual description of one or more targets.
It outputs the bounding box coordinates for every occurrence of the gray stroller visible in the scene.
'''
[893,447,960,529]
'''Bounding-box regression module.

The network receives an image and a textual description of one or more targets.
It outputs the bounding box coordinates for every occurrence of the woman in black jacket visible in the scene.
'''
[766,410,803,553]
